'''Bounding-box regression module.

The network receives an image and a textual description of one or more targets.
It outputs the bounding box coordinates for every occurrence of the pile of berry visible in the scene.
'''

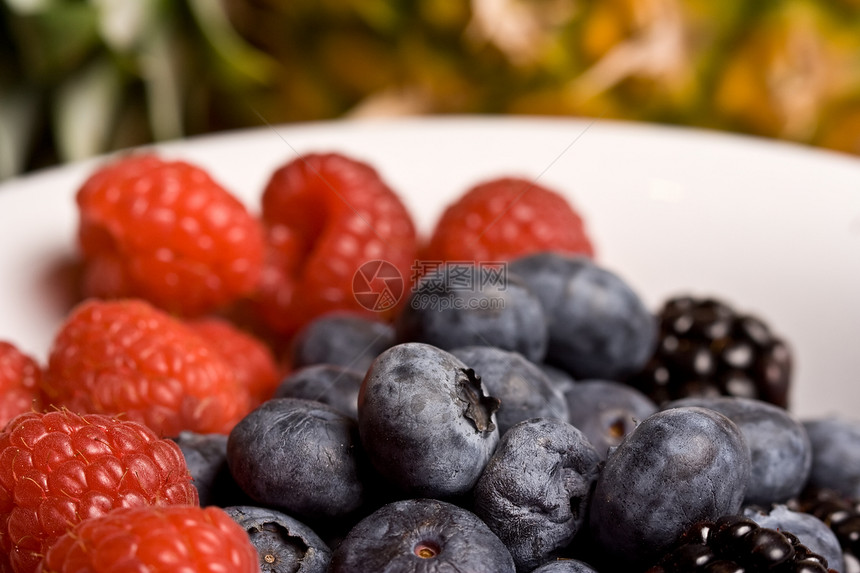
[0,150,856,572]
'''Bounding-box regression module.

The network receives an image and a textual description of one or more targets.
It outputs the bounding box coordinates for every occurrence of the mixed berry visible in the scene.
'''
[645,515,835,573]
[0,149,855,572]
[627,295,793,408]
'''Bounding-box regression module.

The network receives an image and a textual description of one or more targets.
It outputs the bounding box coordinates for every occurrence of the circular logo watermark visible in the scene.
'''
[352,260,404,312]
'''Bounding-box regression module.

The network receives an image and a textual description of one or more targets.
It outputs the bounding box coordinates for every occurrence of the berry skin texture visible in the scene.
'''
[227,398,367,521]
[424,177,594,263]
[329,498,516,573]
[563,380,658,461]
[587,407,751,569]
[396,265,550,363]
[187,318,280,407]
[357,343,501,499]
[530,561,599,573]
[803,417,860,499]
[744,504,844,573]
[0,409,198,573]
[76,153,264,317]
[273,364,365,420]
[173,432,252,509]
[38,504,258,573]
[794,487,860,571]
[43,298,251,437]
[450,346,568,436]
[509,252,657,381]
[646,514,835,573]
[224,505,331,573]
[665,396,811,506]
[472,418,602,572]
[257,153,418,335]
[627,295,793,408]
[0,341,43,430]
[289,311,396,375]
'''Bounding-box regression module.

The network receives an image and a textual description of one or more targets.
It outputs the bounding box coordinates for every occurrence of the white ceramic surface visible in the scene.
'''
[1,116,859,419]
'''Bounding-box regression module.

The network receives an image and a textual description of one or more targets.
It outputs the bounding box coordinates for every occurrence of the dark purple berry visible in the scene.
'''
[647,514,835,573]
[290,311,395,374]
[794,487,860,569]
[737,527,794,569]
[509,252,657,380]
[329,498,515,572]
[357,343,500,498]
[274,364,364,419]
[224,505,331,572]
[627,295,792,408]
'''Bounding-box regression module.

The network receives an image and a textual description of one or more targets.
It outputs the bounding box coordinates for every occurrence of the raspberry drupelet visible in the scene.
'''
[43,298,252,437]
[0,409,198,573]
[76,153,265,317]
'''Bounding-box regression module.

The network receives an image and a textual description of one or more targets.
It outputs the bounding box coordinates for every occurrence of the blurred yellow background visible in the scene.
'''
[2,0,860,180]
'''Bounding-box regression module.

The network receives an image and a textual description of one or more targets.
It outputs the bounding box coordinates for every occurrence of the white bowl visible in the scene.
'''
[2,116,859,419]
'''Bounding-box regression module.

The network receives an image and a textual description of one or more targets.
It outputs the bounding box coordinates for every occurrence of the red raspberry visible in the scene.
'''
[0,342,43,430]
[188,317,281,407]
[76,154,265,317]
[255,153,418,335]
[43,299,251,437]
[38,505,258,573]
[0,410,197,573]
[424,177,595,263]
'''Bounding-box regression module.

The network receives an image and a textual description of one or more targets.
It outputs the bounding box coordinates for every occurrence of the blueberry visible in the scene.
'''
[473,418,602,572]
[224,505,331,573]
[451,346,569,436]
[357,342,500,498]
[273,364,364,419]
[395,263,549,362]
[227,398,367,520]
[803,418,860,498]
[529,560,600,573]
[539,363,578,395]
[664,396,811,505]
[290,311,395,374]
[329,498,516,573]
[509,252,657,380]
[743,504,843,573]
[563,380,657,461]
[587,406,751,568]
[173,431,252,508]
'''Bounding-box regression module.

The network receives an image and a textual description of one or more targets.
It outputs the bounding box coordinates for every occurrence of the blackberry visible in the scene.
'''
[792,488,860,573]
[646,514,835,572]
[626,296,792,408]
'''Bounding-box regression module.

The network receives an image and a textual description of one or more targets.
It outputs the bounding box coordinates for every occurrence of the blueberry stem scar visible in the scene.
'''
[458,368,500,433]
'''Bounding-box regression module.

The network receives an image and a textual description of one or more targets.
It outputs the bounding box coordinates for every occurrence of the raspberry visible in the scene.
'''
[76,153,265,317]
[255,152,418,334]
[0,342,43,430]
[0,409,198,573]
[43,299,251,437]
[188,317,281,407]
[38,505,258,573]
[423,177,594,264]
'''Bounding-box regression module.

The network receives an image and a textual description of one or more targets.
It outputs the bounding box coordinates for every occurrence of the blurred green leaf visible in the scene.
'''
[9,3,100,80]
[0,84,39,179]
[3,0,53,16]
[53,56,122,162]
[92,0,161,53]
[187,0,278,85]
[139,25,183,141]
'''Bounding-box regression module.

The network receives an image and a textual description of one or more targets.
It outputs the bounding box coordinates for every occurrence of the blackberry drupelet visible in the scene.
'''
[792,487,860,573]
[646,515,835,572]
[626,296,792,408]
